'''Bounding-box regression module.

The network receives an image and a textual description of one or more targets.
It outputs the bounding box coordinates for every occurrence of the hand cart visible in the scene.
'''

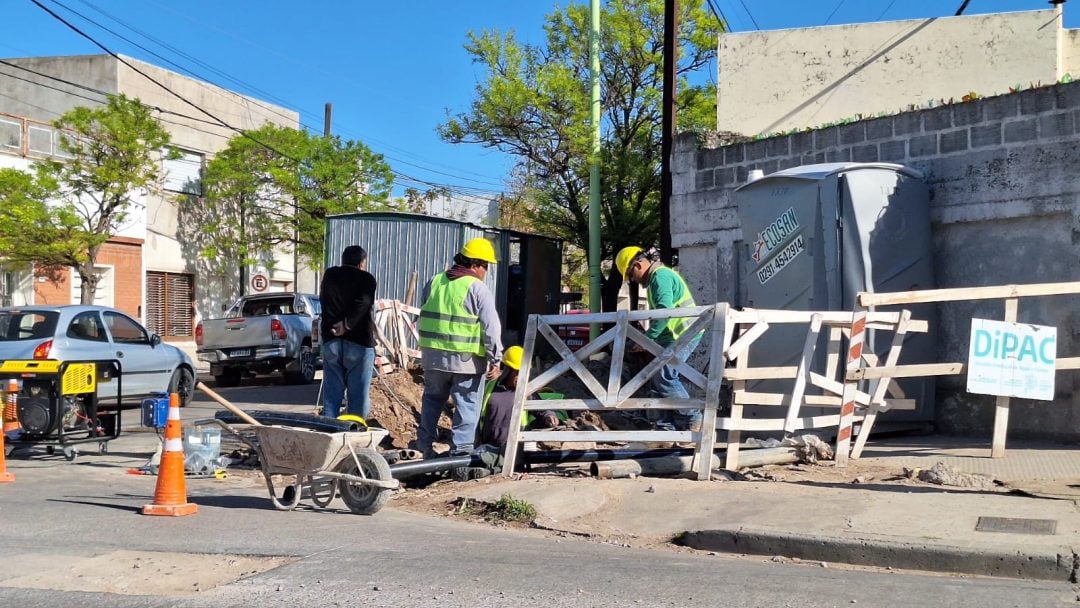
[199,419,398,515]
[1,359,122,461]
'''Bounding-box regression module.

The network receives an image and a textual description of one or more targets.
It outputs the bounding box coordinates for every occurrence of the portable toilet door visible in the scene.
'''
[733,162,936,423]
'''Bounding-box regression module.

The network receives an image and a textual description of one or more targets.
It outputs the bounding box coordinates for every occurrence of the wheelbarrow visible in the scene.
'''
[193,381,398,514]
[200,418,399,515]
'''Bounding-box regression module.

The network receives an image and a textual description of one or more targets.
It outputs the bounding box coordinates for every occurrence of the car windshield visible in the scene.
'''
[0,310,60,341]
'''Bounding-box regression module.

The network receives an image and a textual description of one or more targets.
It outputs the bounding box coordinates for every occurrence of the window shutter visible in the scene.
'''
[145,272,166,336]
[167,274,194,338]
[145,272,194,339]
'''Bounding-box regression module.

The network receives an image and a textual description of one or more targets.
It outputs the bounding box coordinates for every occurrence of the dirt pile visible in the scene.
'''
[367,367,452,449]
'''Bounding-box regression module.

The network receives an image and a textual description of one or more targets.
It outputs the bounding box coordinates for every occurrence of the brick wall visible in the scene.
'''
[673,81,1080,440]
[32,238,143,318]
[96,238,143,317]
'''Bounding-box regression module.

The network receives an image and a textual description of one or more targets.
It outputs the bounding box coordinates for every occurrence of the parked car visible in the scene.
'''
[557,308,590,351]
[0,305,197,406]
[196,293,320,387]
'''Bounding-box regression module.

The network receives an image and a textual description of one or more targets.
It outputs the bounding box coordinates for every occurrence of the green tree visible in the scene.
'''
[0,94,171,303]
[187,125,393,290]
[440,0,720,308]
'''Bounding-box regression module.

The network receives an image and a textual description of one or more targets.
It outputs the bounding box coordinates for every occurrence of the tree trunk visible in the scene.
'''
[600,264,622,312]
[77,264,99,305]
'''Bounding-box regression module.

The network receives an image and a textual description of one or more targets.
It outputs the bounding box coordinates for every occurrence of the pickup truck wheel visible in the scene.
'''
[215,367,242,388]
[169,367,195,407]
[285,345,316,385]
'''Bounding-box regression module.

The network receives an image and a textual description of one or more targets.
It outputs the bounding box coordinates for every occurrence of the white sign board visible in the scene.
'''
[966,318,1056,401]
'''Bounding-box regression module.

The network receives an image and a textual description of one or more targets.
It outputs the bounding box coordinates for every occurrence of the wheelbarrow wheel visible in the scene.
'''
[336,448,391,515]
[307,475,337,508]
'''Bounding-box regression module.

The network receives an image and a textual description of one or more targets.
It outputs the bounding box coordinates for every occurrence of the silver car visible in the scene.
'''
[0,305,197,406]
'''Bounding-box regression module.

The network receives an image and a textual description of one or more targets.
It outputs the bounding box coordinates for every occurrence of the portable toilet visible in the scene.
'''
[733,162,936,422]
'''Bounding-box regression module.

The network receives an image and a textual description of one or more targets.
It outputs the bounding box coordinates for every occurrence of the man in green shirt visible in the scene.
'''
[615,246,702,433]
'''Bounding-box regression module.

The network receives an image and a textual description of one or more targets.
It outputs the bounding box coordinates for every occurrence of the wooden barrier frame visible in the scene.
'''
[372,299,421,373]
[853,281,1080,459]
[502,304,728,481]
[718,308,926,469]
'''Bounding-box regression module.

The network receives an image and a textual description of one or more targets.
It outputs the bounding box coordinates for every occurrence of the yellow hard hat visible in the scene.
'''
[615,246,643,279]
[461,237,498,264]
[502,345,524,371]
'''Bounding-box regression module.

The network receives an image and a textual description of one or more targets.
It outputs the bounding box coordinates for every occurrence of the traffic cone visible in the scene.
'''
[0,380,17,483]
[2,379,19,434]
[141,392,197,516]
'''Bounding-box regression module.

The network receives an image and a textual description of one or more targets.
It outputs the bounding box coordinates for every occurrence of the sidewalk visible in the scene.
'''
[457,436,1080,581]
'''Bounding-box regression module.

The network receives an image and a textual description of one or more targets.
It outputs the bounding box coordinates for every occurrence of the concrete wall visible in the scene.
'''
[674,81,1080,441]
[719,8,1077,136]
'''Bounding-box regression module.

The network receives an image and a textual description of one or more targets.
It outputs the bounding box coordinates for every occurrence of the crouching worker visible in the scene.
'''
[450,346,563,481]
[476,346,563,452]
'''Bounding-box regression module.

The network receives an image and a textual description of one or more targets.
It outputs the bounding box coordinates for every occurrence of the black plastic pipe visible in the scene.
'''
[214,410,363,433]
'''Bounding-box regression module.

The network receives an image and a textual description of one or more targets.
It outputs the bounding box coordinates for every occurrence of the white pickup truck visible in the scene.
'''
[196,293,321,387]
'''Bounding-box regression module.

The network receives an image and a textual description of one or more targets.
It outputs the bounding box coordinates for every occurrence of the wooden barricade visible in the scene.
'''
[502,304,729,481]
[370,299,422,374]
[852,281,1080,459]
[718,308,927,469]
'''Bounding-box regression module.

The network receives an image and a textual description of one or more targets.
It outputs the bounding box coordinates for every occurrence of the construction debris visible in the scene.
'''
[908,462,1001,491]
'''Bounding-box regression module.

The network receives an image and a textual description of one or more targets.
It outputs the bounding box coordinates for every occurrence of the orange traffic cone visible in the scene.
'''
[2,379,19,434]
[142,392,197,516]
[1,380,17,483]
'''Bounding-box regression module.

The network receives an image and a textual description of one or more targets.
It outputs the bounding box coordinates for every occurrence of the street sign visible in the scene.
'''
[250,274,269,293]
[966,318,1056,401]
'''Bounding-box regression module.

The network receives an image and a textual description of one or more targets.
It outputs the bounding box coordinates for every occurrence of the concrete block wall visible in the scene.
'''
[673,81,1080,440]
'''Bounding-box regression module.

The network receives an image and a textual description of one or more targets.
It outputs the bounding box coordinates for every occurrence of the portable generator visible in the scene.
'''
[0,359,122,461]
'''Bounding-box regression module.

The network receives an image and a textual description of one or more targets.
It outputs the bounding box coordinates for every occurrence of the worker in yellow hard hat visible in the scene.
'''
[417,237,504,459]
[476,345,563,450]
[614,246,702,434]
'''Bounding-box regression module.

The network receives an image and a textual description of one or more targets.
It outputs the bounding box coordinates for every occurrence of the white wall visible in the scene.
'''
[719,8,1076,136]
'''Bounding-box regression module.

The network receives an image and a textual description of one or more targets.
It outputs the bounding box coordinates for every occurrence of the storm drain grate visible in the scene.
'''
[975,516,1057,535]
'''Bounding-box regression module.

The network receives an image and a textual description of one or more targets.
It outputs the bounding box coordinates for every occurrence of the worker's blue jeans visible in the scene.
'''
[650,335,703,432]
[418,369,484,456]
[321,339,375,419]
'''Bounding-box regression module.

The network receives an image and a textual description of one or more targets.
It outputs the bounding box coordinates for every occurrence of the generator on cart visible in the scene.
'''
[0,359,122,461]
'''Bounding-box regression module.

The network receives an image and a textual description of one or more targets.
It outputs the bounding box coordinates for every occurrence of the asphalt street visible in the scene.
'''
[0,379,1076,607]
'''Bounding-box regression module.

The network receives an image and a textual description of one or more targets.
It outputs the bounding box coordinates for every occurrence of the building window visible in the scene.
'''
[146,271,194,340]
[162,147,203,195]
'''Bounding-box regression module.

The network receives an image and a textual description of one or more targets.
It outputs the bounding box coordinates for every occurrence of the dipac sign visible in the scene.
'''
[966,318,1057,401]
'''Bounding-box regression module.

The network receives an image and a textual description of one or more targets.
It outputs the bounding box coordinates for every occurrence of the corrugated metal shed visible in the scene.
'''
[323,213,562,338]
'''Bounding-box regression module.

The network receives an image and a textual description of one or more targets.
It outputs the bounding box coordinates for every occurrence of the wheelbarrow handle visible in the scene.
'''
[196,381,262,426]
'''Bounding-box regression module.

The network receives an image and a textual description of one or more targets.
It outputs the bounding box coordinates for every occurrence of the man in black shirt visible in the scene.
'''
[319,245,377,419]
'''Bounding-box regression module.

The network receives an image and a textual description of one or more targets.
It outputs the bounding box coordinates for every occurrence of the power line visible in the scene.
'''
[876,0,898,20]
[32,0,502,200]
[705,0,728,30]
[28,0,306,166]
[134,0,509,185]
[78,0,509,187]
[823,0,847,25]
[28,0,498,202]
[736,0,761,30]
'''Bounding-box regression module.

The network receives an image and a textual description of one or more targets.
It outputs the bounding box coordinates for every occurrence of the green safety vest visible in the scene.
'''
[647,266,697,340]
[419,274,484,356]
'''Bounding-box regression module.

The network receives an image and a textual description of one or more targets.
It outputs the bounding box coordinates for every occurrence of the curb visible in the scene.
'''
[678,527,1078,582]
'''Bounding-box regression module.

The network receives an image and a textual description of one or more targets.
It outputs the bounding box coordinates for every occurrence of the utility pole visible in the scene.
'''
[324,103,333,137]
[588,0,602,336]
[660,0,677,266]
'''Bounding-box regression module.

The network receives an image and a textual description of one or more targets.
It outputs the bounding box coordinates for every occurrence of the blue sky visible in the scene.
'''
[2,1,1073,201]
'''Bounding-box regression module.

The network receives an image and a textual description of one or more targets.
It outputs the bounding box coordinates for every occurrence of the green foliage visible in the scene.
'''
[440,0,721,306]
[188,125,394,273]
[455,493,537,523]
[0,94,171,303]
